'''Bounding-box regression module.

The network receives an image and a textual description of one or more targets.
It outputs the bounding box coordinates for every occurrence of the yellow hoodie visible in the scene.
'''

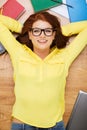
[0,15,87,128]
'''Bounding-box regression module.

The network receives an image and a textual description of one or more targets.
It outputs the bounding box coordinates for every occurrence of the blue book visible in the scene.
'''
[66,0,87,22]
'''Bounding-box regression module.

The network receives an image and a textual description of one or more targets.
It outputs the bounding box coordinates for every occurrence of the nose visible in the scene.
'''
[40,30,45,37]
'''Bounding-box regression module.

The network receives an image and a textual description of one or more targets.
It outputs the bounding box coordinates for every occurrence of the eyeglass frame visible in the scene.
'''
[30,28,57,37]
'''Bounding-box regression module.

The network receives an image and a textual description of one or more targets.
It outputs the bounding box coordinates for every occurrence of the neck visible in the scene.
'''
[34,48,50,59]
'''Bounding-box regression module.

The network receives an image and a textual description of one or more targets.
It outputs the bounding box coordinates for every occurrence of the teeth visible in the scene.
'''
[38,40,47,43]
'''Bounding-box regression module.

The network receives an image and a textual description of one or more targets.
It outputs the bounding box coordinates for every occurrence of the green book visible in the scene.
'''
[31,0,62,12]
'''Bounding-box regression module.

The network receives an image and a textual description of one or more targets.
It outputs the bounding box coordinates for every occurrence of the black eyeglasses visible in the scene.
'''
[30,28,56,37]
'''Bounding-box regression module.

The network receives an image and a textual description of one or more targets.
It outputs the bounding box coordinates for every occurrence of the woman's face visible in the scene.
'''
[29,20,55,52]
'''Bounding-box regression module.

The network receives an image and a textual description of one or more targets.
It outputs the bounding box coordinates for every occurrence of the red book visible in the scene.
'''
[1,0,25,19]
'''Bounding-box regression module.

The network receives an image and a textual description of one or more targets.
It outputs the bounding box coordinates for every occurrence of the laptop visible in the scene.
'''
[66,90,87,130]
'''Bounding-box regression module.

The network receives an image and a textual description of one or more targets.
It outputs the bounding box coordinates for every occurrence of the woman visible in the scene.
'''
[0,11,87,130]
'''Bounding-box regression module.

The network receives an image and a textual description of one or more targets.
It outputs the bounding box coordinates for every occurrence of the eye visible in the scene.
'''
[33,28,40,33]
[45,29,52,33]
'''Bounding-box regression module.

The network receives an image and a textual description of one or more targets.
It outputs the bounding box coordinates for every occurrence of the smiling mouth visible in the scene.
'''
[38,39,47,43]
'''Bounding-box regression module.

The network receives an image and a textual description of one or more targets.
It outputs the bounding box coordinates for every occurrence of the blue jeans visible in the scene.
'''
[11,121,65,130]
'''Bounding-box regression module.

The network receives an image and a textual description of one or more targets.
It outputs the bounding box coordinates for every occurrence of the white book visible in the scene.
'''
[50,0,69,18]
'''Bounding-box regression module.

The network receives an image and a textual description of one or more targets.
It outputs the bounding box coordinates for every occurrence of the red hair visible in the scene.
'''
[16,11,70,50]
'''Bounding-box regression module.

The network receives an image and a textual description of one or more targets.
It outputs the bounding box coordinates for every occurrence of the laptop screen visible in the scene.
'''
[66,90,87,130]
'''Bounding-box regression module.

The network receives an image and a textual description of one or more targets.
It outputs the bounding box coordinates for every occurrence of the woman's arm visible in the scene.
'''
[0,18,22,58]
[63,24,87,67]
[0,14,22,33]
[62,21,87,36]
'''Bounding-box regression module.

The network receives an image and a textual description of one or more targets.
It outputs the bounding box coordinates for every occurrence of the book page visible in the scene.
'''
[0,0,7,8]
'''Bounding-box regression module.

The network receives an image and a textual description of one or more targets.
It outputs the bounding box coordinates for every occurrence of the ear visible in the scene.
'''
[28,31,32,40]
[53,31,56,40]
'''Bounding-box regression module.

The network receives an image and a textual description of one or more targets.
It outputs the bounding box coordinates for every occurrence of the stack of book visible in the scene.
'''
[0,0,25,19]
